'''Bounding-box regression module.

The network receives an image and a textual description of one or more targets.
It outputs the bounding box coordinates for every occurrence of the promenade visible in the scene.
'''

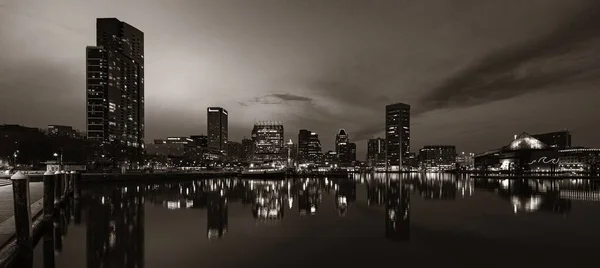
[0,181,43,248]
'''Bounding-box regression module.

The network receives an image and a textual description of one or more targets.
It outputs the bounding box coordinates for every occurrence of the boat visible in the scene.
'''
[240,165,286,179]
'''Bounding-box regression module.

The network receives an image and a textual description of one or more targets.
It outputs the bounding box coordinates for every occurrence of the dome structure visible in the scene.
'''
[507,133,548,150]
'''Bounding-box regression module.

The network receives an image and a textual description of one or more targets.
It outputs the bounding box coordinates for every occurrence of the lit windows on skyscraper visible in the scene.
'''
[386,103,410,169]
[207,107,228,151]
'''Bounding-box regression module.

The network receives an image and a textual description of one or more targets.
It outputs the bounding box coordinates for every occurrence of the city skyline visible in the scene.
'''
[2,1,600,160]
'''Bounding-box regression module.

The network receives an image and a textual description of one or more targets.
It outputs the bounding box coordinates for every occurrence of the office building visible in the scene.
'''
[207,107,228,151]
[86,18,144,165]
[335,129,356,164]
[367,138,386,165]
[297,129,311,163]
[227,141,242,161]
[251,121,284,161]
[298,130,323,164]
[241,137,254,161]
[335,129,349,161]
[47,125,78,138]
[456,152,475,169]
[418,145,457,170]
[145,137,191,157]
[386,103,410,169]
[532,130,571,149]
[189,135,208,148]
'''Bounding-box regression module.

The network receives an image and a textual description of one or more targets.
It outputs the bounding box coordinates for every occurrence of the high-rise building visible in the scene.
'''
[336,129,355,164]
[297,130,311,163]
[367,138,386,165]
[532,130,571,149]
[347,142,357,163]
[251,122,284,161]
[86,18,145,165]
[297,129,322,164]
[207,107,228,151]
[418,145,457,170]
[227,141,242,161]
[386,103,410,169]
[241,137,254,161]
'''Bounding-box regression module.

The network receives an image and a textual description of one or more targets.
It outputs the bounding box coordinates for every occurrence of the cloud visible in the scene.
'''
[237,102,248,106]
[250,93,313,104]
[416,1,600,114]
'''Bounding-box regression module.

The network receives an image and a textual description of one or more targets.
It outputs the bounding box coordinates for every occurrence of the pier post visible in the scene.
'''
[54,171,63,207]
[73,171,81,199]
[11,171,32,248]
[43,170,55,221]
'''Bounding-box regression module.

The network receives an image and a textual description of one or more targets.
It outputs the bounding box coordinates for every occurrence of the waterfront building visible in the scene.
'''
[558,147,600,172]
[145,137,191,157]
[418,145,457,171]
[324,151,338,166]
[241,137,254,162]
[532,130,571,149]
[251,121,284,161]
[474,133,559,172]
[47,125,78,138]
[207,107,228,151]
[189,135,208,148]
[367,138,386,166]
[298,129,322,164]
[336,129,349,162]
[227,141,242,161]
[86,18,145,166]
[385,103,410,170]
[456,152,475,169]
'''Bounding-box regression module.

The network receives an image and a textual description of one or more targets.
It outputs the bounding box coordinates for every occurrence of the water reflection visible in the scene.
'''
[86,187,144,268]
[26,174,600,268]
[385,179,410,241]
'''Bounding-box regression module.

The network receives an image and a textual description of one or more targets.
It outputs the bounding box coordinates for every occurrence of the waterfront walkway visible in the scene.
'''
[0,182,43,248]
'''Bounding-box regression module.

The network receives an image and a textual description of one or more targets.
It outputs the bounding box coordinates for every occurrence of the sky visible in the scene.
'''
[1,0,599,160]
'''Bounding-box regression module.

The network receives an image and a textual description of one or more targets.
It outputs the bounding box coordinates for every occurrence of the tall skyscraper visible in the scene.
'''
[251,121,284,161]
[297,129,322,164]
[241,137,254,161]
[207,107,228,151]
[386,103,410,169]
[367,138,386,165]
[86,18,144,165]
[335,129,350,163]
[298,129,311,163]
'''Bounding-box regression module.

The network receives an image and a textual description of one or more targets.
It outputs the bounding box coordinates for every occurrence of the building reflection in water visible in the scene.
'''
[298,178,322,216]
[385,179,410,241]
[474,179,576,214]
[334,178,356,216]
[250,180,285,221]
[207,180,228,239]
[86,186,145,268]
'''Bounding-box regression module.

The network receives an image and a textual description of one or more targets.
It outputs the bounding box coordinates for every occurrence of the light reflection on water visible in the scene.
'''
[20,174,600,268]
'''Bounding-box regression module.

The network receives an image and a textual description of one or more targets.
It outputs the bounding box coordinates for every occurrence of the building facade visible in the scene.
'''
[418,145,457,170]
[367,138,386,165]
[251,122,284,161]
[48,125,78,138]
[284,139,297,166]
[207,107,228,151]
[532,130,571,149]
[297,129,322,164]
[86,18,144,166]
[227,141,242,161]
[241,138,254,162]
[385,103,410,169]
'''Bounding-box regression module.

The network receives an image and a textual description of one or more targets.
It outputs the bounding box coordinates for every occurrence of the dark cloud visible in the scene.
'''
[417,1,600,114]
[270,93,312,102]
[237,102,248,107]
[250,93,313,105]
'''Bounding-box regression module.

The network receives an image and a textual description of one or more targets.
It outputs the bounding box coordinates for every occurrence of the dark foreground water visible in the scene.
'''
[21,174,600,267]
